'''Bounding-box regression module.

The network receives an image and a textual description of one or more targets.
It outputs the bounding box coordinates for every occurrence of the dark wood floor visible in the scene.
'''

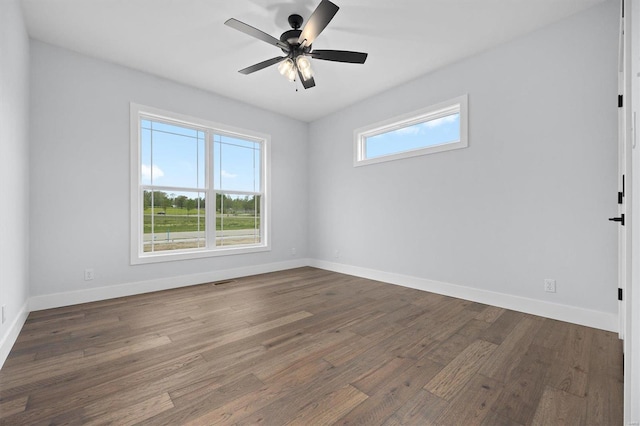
[0,267,623,425]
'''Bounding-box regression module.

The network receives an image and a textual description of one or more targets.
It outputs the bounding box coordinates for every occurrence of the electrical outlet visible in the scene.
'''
[1,305,5,324]
[291,247,297,256]
[84,269,95,281]
[334,250,340,259]
[544,279,556,293]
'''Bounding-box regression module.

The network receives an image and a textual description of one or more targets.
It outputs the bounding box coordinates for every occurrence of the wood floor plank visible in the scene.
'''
[164,358,258,403]
[235,340,433,424]
[457,318,492,339]
[549,363,588,398]
[479,317,541,382]
[0,352,35,369]
[0,350,85,388]
[490,343,554,425]
[531,385,587,425]
[434,373,504,425]
[181,359,333,425]
[17,315,121,342]
[83,392,174,425]
[584,328,624,425]
[352,356,415,395]
[532,318,569,350]
[476,305,506,323]
[585,374,623,425]
[426,308,479,341]
[0,267,623,425]
[82,333,172,357]
[0,395,28,417]
[251,330,356,382]
[589,328,623,380]
[425,333,473,365]
[346,312,401,338]
[283,384,368,426]
[424,339,497,401]
[334,357,444,425]
[557,324,593,377]
[321,323,404,367]
[382,389,448,425]
[421,297,468,324]
[481,409,525,426]
[143,374,265,425]
[478,310,526,345]
[2,352,204,424]
[32,324,134,361]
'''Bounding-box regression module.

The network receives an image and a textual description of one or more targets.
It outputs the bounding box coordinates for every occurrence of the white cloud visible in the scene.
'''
[141,164,164,181]
[392,114,457,136]
[221,170,237,178]
[423,114,457,129]
[395,126,421,135]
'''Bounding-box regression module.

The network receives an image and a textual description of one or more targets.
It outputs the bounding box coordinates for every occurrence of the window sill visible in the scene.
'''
[131,244,270,265]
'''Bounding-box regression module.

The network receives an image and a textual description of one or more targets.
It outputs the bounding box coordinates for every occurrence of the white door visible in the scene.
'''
[621,0,638,422]
[614,0,630,340]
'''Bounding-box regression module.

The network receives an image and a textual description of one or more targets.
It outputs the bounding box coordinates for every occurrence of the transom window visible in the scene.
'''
[130,104,269,264]
[354,95,468,166]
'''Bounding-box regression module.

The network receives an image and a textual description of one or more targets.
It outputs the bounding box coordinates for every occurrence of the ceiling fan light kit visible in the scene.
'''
[278,58,297,81]
[296,56,313,81]
[225,0,368,89]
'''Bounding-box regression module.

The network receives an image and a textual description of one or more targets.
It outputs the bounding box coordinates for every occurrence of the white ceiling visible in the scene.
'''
[20,0,606,122]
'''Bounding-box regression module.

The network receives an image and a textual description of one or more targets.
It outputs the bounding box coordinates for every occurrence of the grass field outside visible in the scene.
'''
[143,207,258,233]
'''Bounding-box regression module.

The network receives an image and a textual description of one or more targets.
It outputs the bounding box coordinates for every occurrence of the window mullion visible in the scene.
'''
[205,130,212,249]
[149,127,155,253]
[205,130,217,250]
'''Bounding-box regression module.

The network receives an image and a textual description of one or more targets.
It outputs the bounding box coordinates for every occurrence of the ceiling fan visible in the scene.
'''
[224,0,368,89]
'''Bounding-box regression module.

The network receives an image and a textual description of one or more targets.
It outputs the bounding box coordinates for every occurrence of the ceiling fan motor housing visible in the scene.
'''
[280,14,311,55]
[280,29,301,46]
[280,30,311,55]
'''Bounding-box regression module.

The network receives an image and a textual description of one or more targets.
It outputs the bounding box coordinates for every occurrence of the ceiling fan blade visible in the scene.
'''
[298,0,339,46]
[298,69,316,89]
[225,18,290,51]
[239,56,287,75]
[309,50,368,64]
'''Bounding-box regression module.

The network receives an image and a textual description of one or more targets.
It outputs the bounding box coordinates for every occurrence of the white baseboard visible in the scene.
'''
[310,259,618,333]
[0,301,29,370]
[29,258,310,312]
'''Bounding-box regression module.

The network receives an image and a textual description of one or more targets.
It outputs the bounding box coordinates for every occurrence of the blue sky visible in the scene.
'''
[141,120,260,197]
[366,113,460,159]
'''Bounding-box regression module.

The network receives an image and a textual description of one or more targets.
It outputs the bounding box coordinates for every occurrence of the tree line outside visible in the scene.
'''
[143,190,260,234]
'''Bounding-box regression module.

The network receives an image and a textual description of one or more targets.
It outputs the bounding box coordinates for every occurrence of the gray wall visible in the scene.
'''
[308,0,619,315]
[28,41,308,297]
[0,0,30,359]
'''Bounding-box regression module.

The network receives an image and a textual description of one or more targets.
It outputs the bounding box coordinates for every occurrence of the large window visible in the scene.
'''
[354,95,468,166]
[130,104,269,264]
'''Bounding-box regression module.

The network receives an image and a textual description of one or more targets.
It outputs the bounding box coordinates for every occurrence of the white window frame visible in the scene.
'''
[130,103,270,264]
[354,94,468,166]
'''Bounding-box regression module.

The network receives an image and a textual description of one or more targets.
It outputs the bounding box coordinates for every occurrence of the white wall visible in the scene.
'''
[0,0,31,365]
[308,0,619,325]
[28,41,308,302]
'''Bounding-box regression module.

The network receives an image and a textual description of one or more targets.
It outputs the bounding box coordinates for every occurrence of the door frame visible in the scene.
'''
[624,0,639,422]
